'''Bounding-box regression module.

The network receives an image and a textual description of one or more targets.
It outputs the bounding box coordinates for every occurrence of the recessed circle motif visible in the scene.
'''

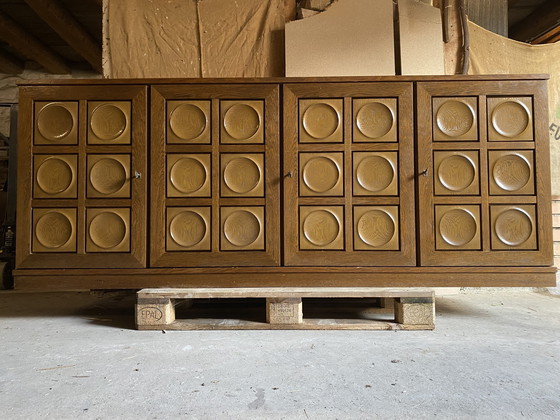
[302,103,340,139]
[492,101,530,138]
[90,158,127,195]
[169,104,207,140]
[169,211,207,247]
[356,102,394,139]
[36,158,73,194]
[223,157,261,194]
[223,210,261,247]
[439,208,477,247]
[357,210,395,247]
[438,154,476,192]
[356,156,394,193]
[492,154,531,192]
[37,104,74,141]
[89,212,126,249]
[303,210,340,247]
[302,156,340,193]
[90,104,127,141]
[170,157,207,194]
[223,104,260,140]
[495,208,532,246]
[35,212,72,249]
[436,100,475,137]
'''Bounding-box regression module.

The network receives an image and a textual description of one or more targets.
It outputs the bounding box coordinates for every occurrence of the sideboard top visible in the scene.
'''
[17,74,549,86]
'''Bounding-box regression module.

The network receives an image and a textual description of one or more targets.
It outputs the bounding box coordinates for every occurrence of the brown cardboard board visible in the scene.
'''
[399,0,445,75]
[285,0,395,77]
[106,0,285,78]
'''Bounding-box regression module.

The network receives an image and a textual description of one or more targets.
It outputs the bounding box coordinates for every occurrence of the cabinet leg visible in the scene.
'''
[266,298,303,324]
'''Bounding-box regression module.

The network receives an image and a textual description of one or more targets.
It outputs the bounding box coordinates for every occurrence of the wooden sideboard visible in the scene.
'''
[14,75,556,289]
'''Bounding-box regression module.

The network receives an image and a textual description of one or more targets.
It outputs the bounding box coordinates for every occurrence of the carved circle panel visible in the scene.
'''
[437,154,476,192]
[169,211,207,247]
[436,100,475,138]
[223,210,261,247]
[439,208,477,247]
[494,208,533,246]
[170,157,208,194]
[356,102,394,139]
[37,104,74,141]
[90,158,128,195]
[89,212,127,249]
[36,158,73,194]
[223,157,261,194]
[35,212,73,249]
[169,103,207,141]
[357,210,395,247]
[223,104,261,140]
[492,154,531,192]
[356,156,395,193]
[90,104,128,141]
[302,210,340,247]
[302,156,340,193]
[302,103,340,140]
[491,101,530,138]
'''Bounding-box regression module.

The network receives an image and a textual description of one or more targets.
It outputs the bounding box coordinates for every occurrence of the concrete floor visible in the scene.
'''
[1,289,559,419]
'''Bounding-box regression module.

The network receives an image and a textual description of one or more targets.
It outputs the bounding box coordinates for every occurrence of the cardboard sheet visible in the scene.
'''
[285,0,395,77]
[399,0,444,75]
[106,0,285,78]
[467,22,560,194]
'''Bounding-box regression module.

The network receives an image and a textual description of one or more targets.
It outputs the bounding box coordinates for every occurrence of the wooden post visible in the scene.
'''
[394,297,435,326]
[136,298,175,328]
[266,298,303,324]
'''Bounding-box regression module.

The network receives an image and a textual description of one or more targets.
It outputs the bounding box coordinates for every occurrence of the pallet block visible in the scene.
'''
[135,288,435,330]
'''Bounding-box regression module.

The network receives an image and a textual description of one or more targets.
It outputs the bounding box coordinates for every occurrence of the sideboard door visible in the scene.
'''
[416,80,553,266]
[16,85,148,269]
[150,84,281,267]
[283,83,416,266]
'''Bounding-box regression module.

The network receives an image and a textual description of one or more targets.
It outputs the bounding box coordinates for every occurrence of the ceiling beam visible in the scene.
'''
[0,49,24,75]
[25,0,102,73]
[509,0,560,42]
[531,24,560,44]
[0,11,69,74]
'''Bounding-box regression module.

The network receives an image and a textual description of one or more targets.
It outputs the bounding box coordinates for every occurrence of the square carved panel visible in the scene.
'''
[353,98,397,142]
[87,154,131,198]
[166,207,211,251]
[435,205,481,250]
[167,100,211,144]
[167,154,211,197]
[490,205,537,250]
[489,150,534,195]
[299,99,343,143]
[33,155,77,199]
[299,152,343,196]
[487,97,533,141]
[220,100,264,144]
[221,154,264,197]
[220,207,265,251]
[87,101,131,144]
[34,101,78,145]
[433,151,479,196]
[353,206,399,250]
[432,97,478,141]
[299,206,344,250]
[353,152,398,196]
[32,208,76,253]
[86,208,130,253]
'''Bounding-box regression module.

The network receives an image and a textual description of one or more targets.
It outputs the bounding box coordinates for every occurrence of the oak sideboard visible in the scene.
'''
[14,75,556,289]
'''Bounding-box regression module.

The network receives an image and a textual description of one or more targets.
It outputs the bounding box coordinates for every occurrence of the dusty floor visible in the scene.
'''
[0,289,559,419]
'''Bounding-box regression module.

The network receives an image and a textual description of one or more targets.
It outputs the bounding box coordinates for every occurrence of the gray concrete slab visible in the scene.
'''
[1,290,559,419]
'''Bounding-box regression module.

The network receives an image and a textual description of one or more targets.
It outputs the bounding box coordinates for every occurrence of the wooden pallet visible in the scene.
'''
[136,288,435,330]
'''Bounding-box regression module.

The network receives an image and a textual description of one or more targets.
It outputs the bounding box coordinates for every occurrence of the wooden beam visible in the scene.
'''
[531,24,560,44]
[25,0,102,73]
[0,11,69,74]
[0,49,24,74]
[509,0,560,43]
